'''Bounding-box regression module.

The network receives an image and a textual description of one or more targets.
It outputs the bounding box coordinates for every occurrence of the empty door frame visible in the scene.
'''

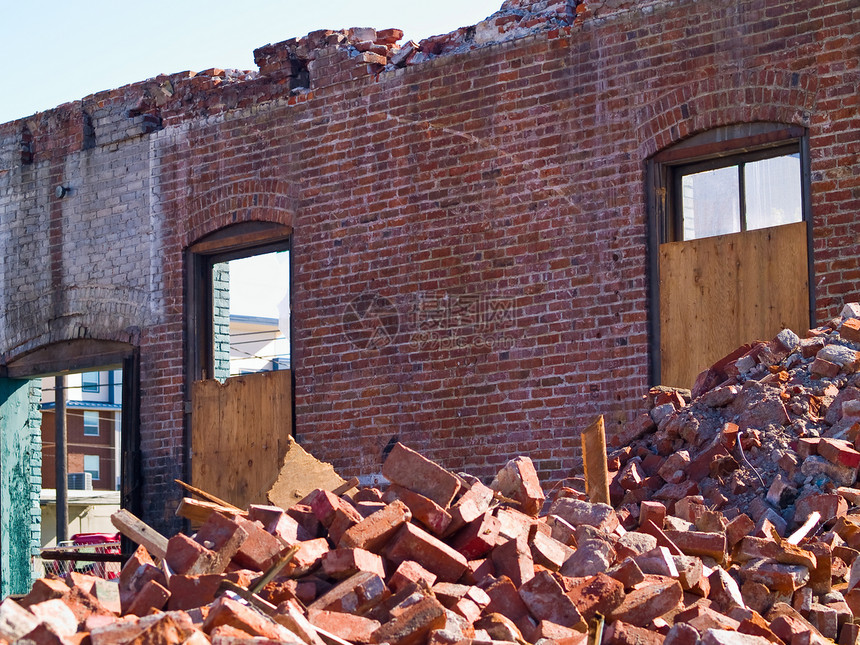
[1,339,142,520]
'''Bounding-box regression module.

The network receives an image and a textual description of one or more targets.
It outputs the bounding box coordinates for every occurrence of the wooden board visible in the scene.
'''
[191,370,292,509]
[659,222,809,388]
[580,415,610,505]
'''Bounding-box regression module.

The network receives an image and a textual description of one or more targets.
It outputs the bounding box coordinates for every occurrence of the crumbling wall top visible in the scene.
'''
[0,0,602,146]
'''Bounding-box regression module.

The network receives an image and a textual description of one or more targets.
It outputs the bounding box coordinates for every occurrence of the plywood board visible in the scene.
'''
[191,370,293,509]
[659,222,809,389]
[267,437,346,509]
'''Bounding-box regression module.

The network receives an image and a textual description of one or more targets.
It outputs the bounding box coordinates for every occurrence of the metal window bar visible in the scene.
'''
[40,538,123,580]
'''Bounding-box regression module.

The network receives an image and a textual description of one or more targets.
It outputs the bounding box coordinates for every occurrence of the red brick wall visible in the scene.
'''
[41,410,117,491]
[2,0,858,532]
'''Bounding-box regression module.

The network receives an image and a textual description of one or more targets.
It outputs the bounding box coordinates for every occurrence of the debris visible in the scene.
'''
[12,305,860,645]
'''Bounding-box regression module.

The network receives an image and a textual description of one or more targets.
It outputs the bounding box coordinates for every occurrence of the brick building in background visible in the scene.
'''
[40,371,122,492]
[0,0,857,587]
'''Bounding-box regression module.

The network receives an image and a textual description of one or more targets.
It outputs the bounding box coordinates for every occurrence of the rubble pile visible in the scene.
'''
[252,0,587,85]
[5,305,860,645]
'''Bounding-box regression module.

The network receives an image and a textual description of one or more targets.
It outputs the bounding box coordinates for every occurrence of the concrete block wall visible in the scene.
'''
[213,263,231,381]
[0,0,857,532]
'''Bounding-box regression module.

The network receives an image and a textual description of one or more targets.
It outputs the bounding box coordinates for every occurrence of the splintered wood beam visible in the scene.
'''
[174,479,244,512]
[581,415,611,505]
[786,511,821,545]
[111,509,169,559]
[332,477,360,497]
[175,497,248,525]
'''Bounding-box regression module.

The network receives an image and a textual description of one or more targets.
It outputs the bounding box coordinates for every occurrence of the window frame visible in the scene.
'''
[82,410,100,436]
[81,372,100,394]
[671,143,802,241]
[650,123,810,245]
[186,222,292,382]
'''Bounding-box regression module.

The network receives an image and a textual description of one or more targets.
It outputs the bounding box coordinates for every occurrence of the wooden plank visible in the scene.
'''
[659,222,809,388]
[174,480,244,512]
[581,415,611,505]
[4,340,129,379]
[175,497,247,525]
[189,224,291,255]
[191,370,293,510]
[110,509,169,559]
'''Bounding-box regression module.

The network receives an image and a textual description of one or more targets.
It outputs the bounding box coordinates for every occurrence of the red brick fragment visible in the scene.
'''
[490,456,546,517]
[383,484,452,536]
[604,620,666,645]
[567,572,625,621]
[382,442,461,508]
[203,595,292,640]
[370,595,447,645]
[284,538,330,577]
[389,560,438,592]
[609,578,683,627]
[640,501,667,529]
[168,574,225,611]
[125,580,171,617]
[491,535,535,588]
[309,610,380,644]
[819,438,860,469]
[308,571,390,615]
[387,522,468,582]
[321,548,386,580]
[518,570,583,628]
[339,500,412,552]
[233,517,285,571]
[446,481,494,536]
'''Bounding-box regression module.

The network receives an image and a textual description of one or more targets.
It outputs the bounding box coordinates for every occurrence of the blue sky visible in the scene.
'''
[0,0,502,124]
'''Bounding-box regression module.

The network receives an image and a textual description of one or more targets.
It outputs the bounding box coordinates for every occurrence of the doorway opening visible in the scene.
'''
[39,369,123,552]
[185,222,293,508]
[213,250,291,380]
[0,340,139,591]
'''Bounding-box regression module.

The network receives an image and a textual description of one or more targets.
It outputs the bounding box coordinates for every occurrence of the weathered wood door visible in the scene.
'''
[191,370,292,509]
[658,222,810,388]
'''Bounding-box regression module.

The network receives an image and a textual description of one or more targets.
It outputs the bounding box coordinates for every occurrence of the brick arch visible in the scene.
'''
[4,338,135,378]
[1,294,145,368]
[635,68,819,159]
[183,178,296,248]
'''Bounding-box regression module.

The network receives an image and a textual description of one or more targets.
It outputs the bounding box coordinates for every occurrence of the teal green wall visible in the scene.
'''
[0,378,41,596]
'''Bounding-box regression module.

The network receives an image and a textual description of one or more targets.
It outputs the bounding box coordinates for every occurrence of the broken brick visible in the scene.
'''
[382,443,461,508]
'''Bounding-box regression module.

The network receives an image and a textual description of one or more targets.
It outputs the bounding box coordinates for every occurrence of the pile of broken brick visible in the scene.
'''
[5,304,860,645]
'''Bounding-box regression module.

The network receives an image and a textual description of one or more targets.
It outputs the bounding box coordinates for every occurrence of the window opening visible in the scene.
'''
[674,146,802,241]
[40,369,122,495]
[212,249,291,380]
[646,122,813,388]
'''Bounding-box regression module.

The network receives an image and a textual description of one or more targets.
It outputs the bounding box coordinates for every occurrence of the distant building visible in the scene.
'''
[228,314,290,375]
[41,371,122,492]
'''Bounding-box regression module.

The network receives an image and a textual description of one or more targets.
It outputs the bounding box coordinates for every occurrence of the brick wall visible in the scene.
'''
[0,0,857,532]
